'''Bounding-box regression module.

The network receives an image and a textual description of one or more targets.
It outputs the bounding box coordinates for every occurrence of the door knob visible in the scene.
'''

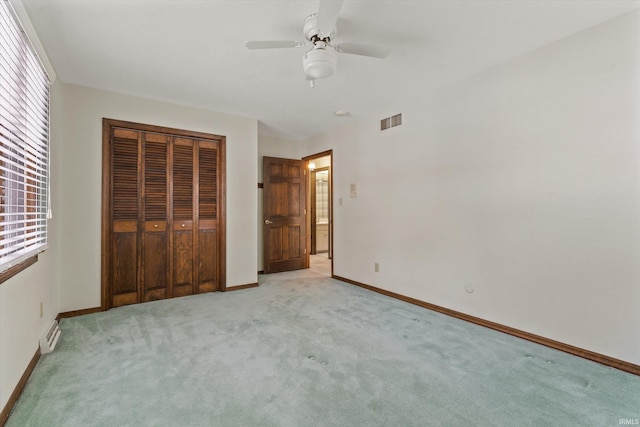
[264,220,273,224]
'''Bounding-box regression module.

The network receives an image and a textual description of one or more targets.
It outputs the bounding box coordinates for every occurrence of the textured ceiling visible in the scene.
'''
[21,0,640,140]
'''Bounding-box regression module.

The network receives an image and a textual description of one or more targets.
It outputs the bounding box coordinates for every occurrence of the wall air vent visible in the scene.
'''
[380,113,402,131]
[40,320,61,354]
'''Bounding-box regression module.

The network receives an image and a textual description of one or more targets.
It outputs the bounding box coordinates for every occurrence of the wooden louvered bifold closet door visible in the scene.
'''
[197,140,218,293]
[172,138,220,295]
[142,133,169,302]
[172,138,194,297]
[107,122,222,308]
[111,128,140,307]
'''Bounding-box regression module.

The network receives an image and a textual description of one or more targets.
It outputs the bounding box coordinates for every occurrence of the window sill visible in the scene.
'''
[0,255,38,285]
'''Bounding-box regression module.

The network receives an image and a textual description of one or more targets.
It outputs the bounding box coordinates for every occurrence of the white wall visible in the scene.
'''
[0,253,57,410]
[303,10,640,365]
[58,82,258,311]
[0,80,63,412]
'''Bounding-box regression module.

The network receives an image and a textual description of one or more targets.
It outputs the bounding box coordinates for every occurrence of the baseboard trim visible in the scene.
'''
[56,307,102,322]
[333,275,640,376]
[225,282,259,292]
[0,348,41,426]
[1,306,103,425]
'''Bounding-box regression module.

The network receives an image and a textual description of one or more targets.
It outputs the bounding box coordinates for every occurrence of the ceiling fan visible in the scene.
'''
[245,0,390,87]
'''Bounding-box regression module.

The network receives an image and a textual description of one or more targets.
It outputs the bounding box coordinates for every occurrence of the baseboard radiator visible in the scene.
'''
[39,320,61,354]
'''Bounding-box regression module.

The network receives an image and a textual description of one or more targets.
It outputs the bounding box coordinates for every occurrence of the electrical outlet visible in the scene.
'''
[40,301,43,318]
[374,262,380,273]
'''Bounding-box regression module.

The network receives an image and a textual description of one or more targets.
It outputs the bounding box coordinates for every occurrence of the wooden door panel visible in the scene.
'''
[111,128,140,308]
[144,134,168,221]
[112,131,139,221]
[288,225,301,259]
[267,182,284,216]
[288,183,301,216]
[142,133,169,301]
[173,141,194,221]
[269,225,303,260]
[196,142,219,293]
[266,183,302,217]
[112,231,138,307]
[173,231,193,295]
[288,165,300,177]
[198,228,218,293]
[172,139,195,296]
[198,143,217,220]
[263,156,306,273]
[267,226,284,261]
[143,228,167,301]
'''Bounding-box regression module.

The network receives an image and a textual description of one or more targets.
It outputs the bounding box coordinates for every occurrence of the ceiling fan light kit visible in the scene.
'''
[303,44,337,80]
[246,0,389,87]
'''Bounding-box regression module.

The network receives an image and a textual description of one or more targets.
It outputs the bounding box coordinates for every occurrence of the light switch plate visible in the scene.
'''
[350,183,358,198]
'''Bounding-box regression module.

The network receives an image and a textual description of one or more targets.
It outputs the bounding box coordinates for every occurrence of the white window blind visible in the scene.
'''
[0,0,50,273]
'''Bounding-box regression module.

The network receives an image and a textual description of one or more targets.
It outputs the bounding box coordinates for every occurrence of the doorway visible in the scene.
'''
[310,167,330,256]
[303,150,333,277]
[260,151,333,277]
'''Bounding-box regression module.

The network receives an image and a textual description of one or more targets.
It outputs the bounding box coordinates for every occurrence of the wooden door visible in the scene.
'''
[142,132,169,302]
[263,156,307,273]
[110,128,140,307]
[196,140,220,293]
[172,138,195,297]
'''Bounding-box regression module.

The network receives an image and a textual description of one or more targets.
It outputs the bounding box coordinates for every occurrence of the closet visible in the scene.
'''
[101,119,225,309]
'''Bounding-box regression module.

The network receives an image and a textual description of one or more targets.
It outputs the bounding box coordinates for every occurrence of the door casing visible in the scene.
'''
[260,151,333,275]
[302,150,333,275]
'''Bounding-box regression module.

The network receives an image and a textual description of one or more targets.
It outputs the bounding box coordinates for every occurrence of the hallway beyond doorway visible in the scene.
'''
[310,254,330,276]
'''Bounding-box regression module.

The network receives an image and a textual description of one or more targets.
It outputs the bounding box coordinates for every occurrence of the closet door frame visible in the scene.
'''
[101,118,226,311]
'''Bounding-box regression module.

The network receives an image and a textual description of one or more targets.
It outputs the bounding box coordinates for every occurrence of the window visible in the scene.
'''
[0,0,50,279]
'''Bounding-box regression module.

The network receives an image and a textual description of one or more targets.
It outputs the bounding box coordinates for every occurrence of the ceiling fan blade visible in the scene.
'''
[333,42,391,58]
[317,0,344,37]
[245,40,305,50]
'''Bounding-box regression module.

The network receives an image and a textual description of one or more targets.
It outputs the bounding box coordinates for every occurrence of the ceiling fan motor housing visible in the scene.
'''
[303,45,337,80]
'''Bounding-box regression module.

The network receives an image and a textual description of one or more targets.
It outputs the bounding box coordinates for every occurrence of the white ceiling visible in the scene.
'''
[21,0,640,140]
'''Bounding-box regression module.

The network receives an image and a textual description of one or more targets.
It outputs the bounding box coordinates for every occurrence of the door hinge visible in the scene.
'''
[304,208,307,215]
[304,248,307,254]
